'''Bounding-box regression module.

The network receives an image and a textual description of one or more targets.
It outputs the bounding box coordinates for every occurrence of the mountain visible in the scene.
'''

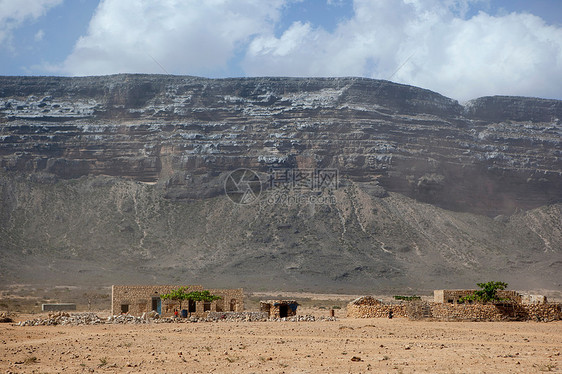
[0,74,560,292]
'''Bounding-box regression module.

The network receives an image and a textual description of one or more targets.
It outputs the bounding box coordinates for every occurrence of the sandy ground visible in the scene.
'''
[1,311,560,374]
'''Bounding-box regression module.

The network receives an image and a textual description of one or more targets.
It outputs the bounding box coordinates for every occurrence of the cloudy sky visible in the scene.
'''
[1,0,561,101]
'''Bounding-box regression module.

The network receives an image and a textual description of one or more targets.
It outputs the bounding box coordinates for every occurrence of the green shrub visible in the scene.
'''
[458,281,510,303]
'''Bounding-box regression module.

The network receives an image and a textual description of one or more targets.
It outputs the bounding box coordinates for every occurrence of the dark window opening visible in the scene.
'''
[121,304,129,314]
[203,302,211,312]
[447,299,454,304]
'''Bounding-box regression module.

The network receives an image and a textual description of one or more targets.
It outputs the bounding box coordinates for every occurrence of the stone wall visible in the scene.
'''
[347,303,407,318]
[430,303,505,321]
[348,297,562,321]
[430,302,562,321]
[111,285,244,317]
[520,303,562,321]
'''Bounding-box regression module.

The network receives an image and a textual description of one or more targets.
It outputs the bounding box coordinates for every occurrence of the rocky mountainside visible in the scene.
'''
[0,75,560,291]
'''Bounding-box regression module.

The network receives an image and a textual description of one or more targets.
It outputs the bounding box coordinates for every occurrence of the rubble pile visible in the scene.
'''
[161,312,337,323]
[270,315,337,322]
[206,311,269,322]
[106,314,151,324]
[0,312,13,323]
[17,311,338,326]
[18,312,102,326]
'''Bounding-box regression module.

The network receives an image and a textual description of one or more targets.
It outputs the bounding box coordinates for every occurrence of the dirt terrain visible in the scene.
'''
[1,311,560,373]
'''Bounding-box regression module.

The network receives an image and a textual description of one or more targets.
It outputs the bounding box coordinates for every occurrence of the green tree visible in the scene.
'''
[160,287,191,311]
[459,281,509,303]
[186,290,221,302]
[160,288,221,311]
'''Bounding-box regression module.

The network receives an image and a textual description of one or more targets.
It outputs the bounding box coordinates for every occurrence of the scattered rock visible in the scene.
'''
[18,313,102,326]
[17,312,336,326]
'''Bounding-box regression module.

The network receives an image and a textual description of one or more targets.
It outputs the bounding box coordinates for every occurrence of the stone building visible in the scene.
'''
[521,293,548,304]
[260,300,299,318]
[111,285,244,317]
[42,303,76,312]
[434,289,523,304]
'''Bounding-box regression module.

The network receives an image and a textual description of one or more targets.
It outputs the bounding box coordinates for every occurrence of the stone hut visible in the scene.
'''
[111,285,244,317]
[260,300,299,318]
[346,296,407,318]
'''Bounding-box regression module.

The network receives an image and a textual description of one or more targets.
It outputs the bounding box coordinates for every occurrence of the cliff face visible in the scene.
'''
[1,74,560,216]
[0,75,560,290]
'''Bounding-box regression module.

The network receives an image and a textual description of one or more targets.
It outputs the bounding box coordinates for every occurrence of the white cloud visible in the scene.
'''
[0,0,62,48]
[34,29,44,42]
[56,0,562,100]
[60,0,288,76]
[242,0,562,101]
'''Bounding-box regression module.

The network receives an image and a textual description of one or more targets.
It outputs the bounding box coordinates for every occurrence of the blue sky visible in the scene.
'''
[1,0,561,101]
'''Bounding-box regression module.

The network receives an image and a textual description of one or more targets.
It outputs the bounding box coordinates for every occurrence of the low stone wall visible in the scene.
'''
[430,302,562,321]
[522,303,562,321]
[207,311,269,321]
[430,303,504,321]
[347,299,562,321]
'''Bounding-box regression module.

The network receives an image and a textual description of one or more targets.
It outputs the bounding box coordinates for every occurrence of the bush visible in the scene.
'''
[458,281,510,303]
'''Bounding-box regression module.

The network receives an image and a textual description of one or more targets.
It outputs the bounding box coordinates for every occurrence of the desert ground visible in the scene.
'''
[1,309,561,374]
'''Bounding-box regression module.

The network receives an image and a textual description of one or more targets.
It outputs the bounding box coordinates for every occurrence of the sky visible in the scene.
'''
[0,0,561,102]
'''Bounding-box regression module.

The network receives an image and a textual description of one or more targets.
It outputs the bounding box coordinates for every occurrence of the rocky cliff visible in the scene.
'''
[0,75,560,291]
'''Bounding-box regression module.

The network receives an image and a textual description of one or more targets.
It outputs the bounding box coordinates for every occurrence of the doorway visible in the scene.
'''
[188,300,196,313]
[279,304,288,318]
[151,297,161,314]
